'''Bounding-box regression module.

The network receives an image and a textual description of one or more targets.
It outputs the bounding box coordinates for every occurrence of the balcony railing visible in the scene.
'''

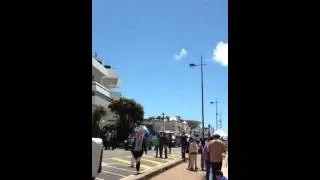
[92,81,112,98]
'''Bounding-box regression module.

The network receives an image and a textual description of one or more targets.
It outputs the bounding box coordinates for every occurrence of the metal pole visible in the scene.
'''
[215,98,218,130]
[201,56,205,139]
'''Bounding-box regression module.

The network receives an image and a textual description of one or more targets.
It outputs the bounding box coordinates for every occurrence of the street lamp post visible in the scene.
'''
[189,56,206,139]
[210,99,219,131]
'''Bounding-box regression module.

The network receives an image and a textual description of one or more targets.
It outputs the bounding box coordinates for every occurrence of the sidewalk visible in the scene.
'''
[150,154,228,180]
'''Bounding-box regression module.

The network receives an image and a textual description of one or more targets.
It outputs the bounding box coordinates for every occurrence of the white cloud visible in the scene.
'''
[212,41,228,67]
[174,48,187,60]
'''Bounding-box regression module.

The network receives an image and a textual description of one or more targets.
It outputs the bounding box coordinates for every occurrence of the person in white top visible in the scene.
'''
[188,137,198,171]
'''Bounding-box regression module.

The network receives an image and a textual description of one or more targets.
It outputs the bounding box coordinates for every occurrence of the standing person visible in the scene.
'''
[110,130,114,150]
[132,131,147,175]
[161,133,168,158]
[186,137,190,168]
[205,136,213,180]
[180,131,187,162]
[194,138,199,171]
[102,130,108,150]
[159,132,163,158]
[208,134,226,180]
[104,130,111,150]
[154,133,160,158]
[168,134,172,154]
[111,130,117,150]
[106,130,111,150]
[199,138,206,171]
[188,137,198,171]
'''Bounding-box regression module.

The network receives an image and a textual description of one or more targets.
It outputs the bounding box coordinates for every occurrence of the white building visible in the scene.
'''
[143,118,191,137]
[92,57,121,127]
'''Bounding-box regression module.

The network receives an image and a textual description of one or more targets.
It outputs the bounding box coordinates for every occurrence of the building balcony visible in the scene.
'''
[92,82,121,106]
[92,58,120,88]
[111,92,121,100]
[92,81,112,99]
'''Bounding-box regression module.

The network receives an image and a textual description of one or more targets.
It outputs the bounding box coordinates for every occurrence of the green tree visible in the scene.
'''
[92,106,106,137]
[165,116,170,121]
[109,97,144,141]
[188,121,200,130]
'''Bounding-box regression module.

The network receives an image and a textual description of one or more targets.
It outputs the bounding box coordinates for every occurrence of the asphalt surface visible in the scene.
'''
[95,147,182,180]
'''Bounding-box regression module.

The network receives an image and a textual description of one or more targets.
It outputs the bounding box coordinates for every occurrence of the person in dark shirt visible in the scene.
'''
[180,131,188,162]
[159,132,168,158]
[168,134,172,154]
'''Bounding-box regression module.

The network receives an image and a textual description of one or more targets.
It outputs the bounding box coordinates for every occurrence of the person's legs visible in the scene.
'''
[159,145,163,158]
[113,139,116,149]
[181,146,186,161]
[164,146,168,158]
[131,152,135,167]
[189,154,194,170]
[155,145,159,158]
[212,163,218,180]
[188,152,191,168]
[192,154,197,170]
[169,144,171,154]
[205,160,210,180]
[201,154,204,170]
[135,156,142,174]
[195,154,198,170]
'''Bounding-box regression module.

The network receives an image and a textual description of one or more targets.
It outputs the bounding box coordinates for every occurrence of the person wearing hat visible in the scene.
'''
[131,131,147,174]
[188,137,198,171]
[208,134,226,180]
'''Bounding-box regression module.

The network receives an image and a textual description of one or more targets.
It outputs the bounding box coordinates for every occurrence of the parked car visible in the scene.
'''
[92,138,103,180]
[124,133,153,150]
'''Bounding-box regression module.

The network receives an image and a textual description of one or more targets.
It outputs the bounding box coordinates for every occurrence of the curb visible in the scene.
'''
[121,158,188,180]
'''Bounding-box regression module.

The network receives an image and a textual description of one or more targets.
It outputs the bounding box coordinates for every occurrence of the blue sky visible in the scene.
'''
[93,0,228,133]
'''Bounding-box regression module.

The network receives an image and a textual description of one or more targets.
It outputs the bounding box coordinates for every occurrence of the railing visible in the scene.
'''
[92,81,112,98]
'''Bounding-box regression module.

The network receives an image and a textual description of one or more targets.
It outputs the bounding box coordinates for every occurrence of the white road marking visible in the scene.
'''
[101,162,109,166]
[103,170,126,177]
[105,165,137,173]
[95,178,104,180]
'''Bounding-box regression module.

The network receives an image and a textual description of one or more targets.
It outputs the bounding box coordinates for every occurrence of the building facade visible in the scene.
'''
[92,57,121,127]
[143,119,191,137]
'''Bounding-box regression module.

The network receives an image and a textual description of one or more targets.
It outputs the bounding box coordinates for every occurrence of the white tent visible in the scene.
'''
[214,129,228,138]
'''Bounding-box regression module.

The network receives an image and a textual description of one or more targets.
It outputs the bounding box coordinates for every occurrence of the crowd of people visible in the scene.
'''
[100,127,227,179]
[153,132,173,159]
[101,129,117,150]
[180,131,228,180]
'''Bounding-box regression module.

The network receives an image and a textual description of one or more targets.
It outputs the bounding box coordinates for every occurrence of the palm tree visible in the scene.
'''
[92,106,106,137]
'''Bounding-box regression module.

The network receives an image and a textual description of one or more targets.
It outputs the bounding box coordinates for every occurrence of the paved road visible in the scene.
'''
[95,147,182,180]
[150,153,228,180]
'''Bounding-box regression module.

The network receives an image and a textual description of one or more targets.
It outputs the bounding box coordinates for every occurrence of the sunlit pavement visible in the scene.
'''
[95,147,182,180]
